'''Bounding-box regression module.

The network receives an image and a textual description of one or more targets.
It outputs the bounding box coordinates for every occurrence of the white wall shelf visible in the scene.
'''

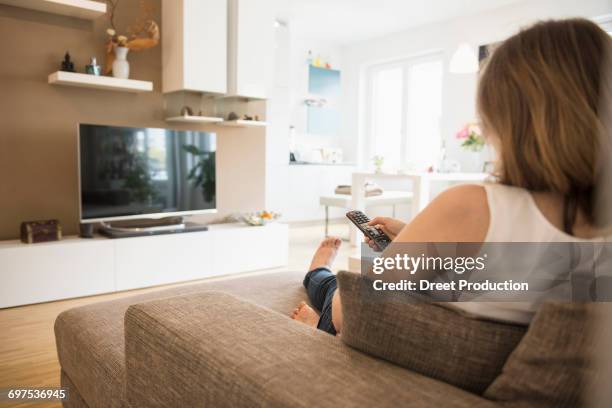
[48,71,153,93]
[0,0,106,20]
[217,120,267,128]
[166,115,224,124]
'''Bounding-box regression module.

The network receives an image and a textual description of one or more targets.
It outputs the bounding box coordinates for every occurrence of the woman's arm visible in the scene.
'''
[366,184,490,285]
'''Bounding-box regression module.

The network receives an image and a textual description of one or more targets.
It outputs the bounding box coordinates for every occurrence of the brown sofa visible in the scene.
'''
[54,270,598,408]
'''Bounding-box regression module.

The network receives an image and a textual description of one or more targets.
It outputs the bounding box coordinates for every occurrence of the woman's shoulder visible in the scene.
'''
[431,184,490,227]
[396,184,490,242]
[431,183,489,216]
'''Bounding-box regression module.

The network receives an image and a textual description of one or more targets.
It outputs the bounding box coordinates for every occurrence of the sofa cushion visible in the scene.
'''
[54,270,307,408]
[124,291,499,408]
[337,271,527,395]
[484,302,599,407]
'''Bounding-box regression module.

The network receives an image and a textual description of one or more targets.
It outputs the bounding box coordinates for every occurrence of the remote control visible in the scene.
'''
[346,210,392,251]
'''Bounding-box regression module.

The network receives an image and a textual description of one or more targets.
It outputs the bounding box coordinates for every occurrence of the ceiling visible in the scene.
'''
[277,0,529,45]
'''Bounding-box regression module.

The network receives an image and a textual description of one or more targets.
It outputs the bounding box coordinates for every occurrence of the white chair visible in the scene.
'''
[319,191,413,237]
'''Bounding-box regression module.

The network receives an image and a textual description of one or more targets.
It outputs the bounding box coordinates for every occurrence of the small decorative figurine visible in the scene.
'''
[227,112,239,121]
[180,106,193,116]
[85,57,101,76]
[61,52,75,72]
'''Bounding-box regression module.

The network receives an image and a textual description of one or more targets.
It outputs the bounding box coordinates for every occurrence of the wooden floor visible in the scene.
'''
[0,223,351,408]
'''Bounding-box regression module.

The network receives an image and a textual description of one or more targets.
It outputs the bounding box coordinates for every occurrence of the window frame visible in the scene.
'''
[363,51,445,170]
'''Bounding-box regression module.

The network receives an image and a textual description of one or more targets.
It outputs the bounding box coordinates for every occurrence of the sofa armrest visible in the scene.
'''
[125,291,497,408]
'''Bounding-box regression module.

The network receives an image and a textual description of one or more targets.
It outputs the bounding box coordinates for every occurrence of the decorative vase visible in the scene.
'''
[469,150,484,172]
[112,46,130,79]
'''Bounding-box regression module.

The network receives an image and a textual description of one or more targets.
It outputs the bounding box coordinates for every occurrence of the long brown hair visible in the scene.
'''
[477,18,611,234]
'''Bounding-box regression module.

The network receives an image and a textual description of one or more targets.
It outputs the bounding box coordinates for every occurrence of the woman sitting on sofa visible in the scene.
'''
[291,18,611,335]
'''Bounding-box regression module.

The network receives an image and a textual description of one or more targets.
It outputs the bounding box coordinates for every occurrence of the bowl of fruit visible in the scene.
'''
[242,211,281,226]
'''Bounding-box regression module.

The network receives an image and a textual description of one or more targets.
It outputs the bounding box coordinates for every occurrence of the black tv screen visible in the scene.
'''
[79,124,216,221]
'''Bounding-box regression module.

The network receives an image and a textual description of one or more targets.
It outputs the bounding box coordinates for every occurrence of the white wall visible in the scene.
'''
[341,0,612,171]
[265,25,360,222]
[265,22,291,217]
[289,37,350,161]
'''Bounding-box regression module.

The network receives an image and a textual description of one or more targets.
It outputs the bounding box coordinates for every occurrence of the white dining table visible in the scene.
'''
[349,171,490,246]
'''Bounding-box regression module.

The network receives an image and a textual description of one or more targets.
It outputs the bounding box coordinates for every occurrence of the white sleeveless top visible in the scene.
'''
[449,182,610,325]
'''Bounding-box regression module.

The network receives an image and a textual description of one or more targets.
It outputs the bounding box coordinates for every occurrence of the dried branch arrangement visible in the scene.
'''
[104,0,160,74]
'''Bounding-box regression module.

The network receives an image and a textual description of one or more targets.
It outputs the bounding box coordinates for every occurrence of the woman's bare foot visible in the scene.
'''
[309,236,342,271]
[290,301,319,327]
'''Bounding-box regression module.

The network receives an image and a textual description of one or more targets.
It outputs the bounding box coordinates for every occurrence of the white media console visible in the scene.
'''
[0,223,289,309]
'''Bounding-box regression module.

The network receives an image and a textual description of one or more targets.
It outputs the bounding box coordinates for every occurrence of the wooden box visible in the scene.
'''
[20,220,62,244]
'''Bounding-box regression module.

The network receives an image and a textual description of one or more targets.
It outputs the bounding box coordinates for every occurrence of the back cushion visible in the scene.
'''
[484,302,598,407]
[337,271,527,394]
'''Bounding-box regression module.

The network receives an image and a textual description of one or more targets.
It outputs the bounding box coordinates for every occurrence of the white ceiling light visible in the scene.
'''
[449,43,479,73]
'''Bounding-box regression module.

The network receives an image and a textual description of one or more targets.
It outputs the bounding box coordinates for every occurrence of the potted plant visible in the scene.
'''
[372,155,385,173]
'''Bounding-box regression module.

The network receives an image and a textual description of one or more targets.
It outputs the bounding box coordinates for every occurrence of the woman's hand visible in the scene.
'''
[363,217,406,251]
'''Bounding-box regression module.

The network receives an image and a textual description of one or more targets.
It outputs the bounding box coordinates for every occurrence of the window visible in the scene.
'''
[595,15,612,35]
[366,54,443,171]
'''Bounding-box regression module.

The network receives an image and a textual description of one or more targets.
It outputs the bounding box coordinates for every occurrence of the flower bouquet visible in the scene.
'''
[104,0,160,75]
[456,122,485,151]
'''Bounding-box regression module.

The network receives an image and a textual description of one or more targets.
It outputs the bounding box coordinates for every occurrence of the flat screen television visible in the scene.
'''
[79,124,216,223]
